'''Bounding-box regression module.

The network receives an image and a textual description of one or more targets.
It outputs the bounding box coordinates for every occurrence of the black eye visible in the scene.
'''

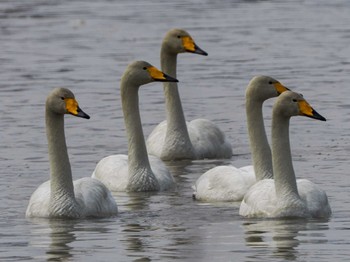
[292,99,297,102]
[268,81,273,84]
[177,35,181,39]
[60,97,65,100]
[143,67,147,70]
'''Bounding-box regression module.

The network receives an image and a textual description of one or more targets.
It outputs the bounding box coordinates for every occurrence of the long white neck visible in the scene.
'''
[271,114,299,200]
[246,97,273,180]
[120,79,159,191]
[160,49,195,159]
[46,108,80,217]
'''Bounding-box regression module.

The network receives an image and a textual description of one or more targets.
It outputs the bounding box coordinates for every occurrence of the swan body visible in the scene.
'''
[239,91,331,218]
[240,178,331,218]
[26,88,118,219]
[92,154,174,192]
[193,165,255,202]
[193,76,289,201]
[146,28,232,160]
[92,61,177,192]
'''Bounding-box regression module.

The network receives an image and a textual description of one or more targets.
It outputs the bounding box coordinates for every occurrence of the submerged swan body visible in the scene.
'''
[239,91,331,218]
[193,76,289,201]
[26,88,118,219]
[92,61,176,192]
[146,28,232,160]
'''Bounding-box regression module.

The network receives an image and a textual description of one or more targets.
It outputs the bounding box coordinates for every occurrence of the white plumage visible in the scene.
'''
[26,88,118,219]
[92,155,174,192]
[193,76,289,202]
[146,29,232,160]
[92,61,176,192]
[239,91,331,218]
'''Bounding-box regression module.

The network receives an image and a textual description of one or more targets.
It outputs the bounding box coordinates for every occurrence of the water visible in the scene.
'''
[1,0,350,261]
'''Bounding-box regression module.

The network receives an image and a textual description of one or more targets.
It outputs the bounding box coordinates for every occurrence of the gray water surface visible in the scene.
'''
[1,0,350,261]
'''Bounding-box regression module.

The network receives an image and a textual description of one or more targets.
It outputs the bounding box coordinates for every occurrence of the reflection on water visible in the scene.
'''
[28,219,77,261]
[243,218,330,261]
[46,220,77,261]
[28,217,121,261]
[2,0,350,261]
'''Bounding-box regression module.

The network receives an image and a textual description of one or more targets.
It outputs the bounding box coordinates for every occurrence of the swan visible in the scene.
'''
[92,61,177,192]
[239,91,331,218]
[26,88,118,219]
[146,28,232,160]
[192,76,289,201]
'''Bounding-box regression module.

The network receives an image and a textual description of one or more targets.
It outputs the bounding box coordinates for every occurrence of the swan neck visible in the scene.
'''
[161,49,177,78]
[160,47,194,158]
[120,80,153,176]
[161,50,187,128]
[246,98,273,180]
[271,114,299,199]
[45,108,76,208]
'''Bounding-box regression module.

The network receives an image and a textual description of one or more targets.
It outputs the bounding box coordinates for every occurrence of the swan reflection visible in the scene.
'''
[243,218,329,261]
[46,219,77,261]
[28,217,118,261]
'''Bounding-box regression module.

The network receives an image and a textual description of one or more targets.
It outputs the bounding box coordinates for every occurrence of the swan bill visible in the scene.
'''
[147,66,179,82]
[65,98,90,119]
[76,107,90,119]
[298,100,326,121]
[274,82,290,94]
[182,36,208,56]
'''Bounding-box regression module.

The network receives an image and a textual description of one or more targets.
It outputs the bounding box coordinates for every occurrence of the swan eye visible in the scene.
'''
[177,35,181,39]
[268,81,273,84]
[292,99,297,102]
[60,97,65,100]
[142,67,147,70]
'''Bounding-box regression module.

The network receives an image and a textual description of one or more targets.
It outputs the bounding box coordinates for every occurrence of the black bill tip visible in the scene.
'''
[192,44,208,56]
[306,109,326,121]
[155,73,179,83]
[76,107,90,119]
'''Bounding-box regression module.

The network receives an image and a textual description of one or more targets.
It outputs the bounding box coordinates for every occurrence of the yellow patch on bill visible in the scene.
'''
[182,36,195,52]
[65,98,79,115]
[274,82,289,94]
[298,100,313,117]
[147,66,166,80]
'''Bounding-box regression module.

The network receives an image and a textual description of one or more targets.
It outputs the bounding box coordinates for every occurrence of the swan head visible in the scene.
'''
[46,87,90,119]
[162,28,208,56]
[273,91,326,121]
[122,61,178,86]
[246,76,290,102]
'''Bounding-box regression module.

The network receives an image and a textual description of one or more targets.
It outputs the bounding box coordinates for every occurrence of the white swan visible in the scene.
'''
[192,76,289,201]
[92,61,176,192]
[239,91,331,218]
[146,28,232,160]
[26,88,118,219]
